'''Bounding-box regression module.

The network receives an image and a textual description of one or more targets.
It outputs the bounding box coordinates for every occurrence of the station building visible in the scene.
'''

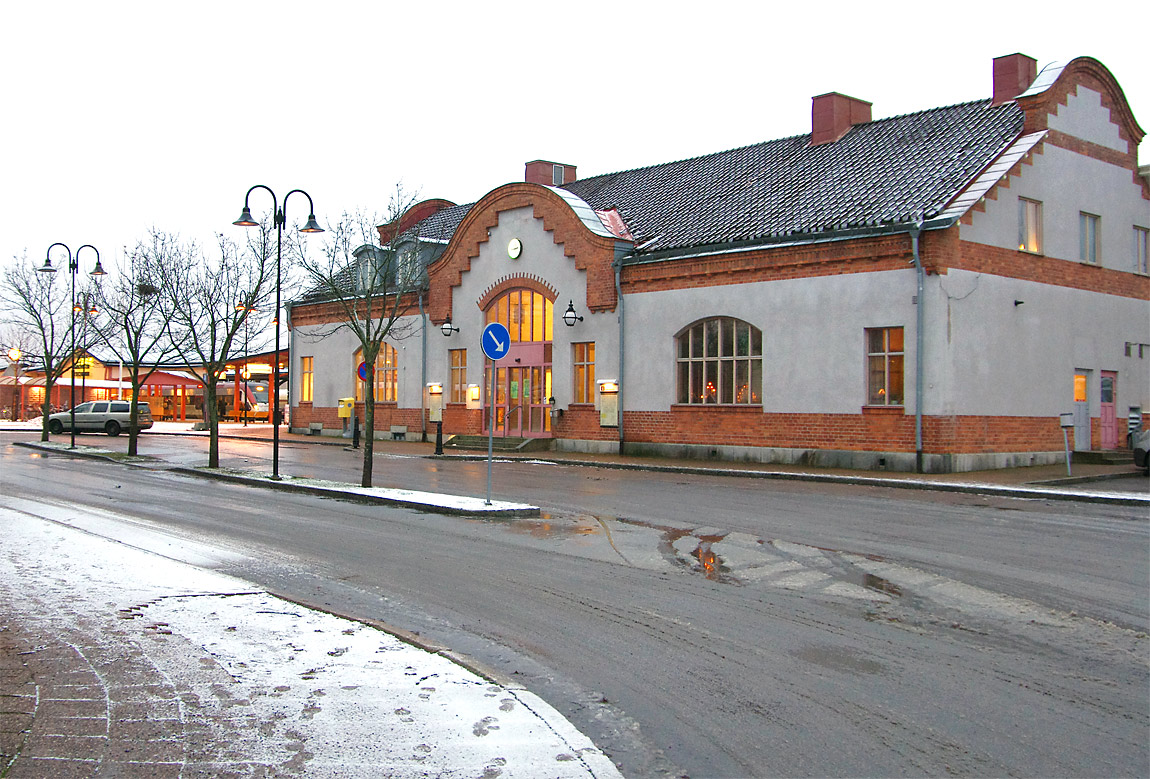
[287,54,1149,473]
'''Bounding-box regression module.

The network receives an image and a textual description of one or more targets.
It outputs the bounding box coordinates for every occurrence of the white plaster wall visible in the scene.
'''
[961,94,1150,273]
[291,315,425,408]
[1047,86,1127,154]
[619,263,1149,420]
[936,269,1150,416]
[623,266,921,415]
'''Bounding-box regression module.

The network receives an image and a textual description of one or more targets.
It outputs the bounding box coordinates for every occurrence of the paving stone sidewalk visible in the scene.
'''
[0,509,622,779]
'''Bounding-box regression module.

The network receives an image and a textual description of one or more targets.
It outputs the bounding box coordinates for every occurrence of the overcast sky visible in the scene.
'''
[2,1,1145,279]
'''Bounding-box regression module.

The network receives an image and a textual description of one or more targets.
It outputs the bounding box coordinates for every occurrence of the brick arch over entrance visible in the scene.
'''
[476,274,558,311]
[427,182,620,325]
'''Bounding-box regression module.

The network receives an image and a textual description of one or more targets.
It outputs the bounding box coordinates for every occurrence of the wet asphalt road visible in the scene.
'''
[3,433,1148,778]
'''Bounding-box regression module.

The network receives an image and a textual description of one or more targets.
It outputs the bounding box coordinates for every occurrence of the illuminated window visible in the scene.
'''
[1079,212,1100,263]
[449,349,467,403]
[866,327,904,406]
[676,318,762,405]
[354,345,398,402]
[484,288,553,343]
[1018,198,1043,253]
[300,356,313,402]
[573,342,595,403]
[1136,227,1149,274]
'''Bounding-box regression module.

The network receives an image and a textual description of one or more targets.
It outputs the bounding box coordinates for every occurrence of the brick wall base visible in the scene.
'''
[293,403,1141,473]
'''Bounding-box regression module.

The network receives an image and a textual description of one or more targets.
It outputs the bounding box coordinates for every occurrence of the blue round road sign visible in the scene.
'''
[358,361,368,381]
[481,322,511,361]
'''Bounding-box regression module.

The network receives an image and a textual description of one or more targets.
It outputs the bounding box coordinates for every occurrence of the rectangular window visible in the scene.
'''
[1018,198,1043,254]
[449,349,467,403]
[866,327,904,406]
[1080,212,1100,263]
[552,164,565,185]
[300,356,313,402]
[573,342,596,403]
[1136,227,1149,274]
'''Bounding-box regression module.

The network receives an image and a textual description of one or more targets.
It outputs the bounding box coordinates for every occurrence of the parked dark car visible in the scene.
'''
[47,400,153,436]
[1132,427,1150,474]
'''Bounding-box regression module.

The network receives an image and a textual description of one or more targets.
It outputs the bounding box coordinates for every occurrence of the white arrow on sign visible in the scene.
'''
[487,330,505,354]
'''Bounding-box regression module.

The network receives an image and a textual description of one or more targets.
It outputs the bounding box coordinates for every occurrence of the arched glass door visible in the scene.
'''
[483,289,553,437]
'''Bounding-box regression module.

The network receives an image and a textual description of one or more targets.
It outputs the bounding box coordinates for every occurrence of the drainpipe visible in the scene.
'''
[419,290,427,442]
[909,223,925,473]
[614,252,626,455]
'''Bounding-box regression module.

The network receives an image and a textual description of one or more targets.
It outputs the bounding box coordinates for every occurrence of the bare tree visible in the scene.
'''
[161,230,277,468]
[87,233,186,455]
[0,254,75,440]
[291,187,433,487]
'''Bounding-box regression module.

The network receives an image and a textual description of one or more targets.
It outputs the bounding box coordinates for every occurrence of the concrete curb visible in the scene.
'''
[170,466,540,517]
[434,454,1150,508]
[10,434,1147,508]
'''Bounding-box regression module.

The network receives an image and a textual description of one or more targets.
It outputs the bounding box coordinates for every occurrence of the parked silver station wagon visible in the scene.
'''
[47,400,153,437]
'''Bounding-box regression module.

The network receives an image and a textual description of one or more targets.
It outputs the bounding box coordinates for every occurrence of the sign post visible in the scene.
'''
[1060,412,1074,477]
[481,322,511,505]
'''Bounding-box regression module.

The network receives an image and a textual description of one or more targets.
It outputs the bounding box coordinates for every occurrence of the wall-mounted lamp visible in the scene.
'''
[468,385,481,402]
[1014,300,1024,307]
[441,317,459,337]
[563,300,583,327]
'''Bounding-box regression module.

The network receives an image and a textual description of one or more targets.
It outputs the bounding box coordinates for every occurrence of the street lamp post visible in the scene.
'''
[5,348,21,421]
[38,243,106,449]
[233,186,323,480]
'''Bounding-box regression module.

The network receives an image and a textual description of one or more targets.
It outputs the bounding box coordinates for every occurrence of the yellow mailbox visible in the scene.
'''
[337,397,355,418]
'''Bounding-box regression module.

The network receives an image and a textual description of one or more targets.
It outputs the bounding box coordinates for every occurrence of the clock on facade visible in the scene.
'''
[507,238,522,259]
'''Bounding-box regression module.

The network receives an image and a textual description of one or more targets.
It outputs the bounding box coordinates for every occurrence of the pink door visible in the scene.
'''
[1100,372,1117,449]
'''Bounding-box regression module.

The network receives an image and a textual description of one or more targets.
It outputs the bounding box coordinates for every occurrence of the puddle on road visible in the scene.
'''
[469,513,602,540]
[793,644,886,675]
[861,573,904,598]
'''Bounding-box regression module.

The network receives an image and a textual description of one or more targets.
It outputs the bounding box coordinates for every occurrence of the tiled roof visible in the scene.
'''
[349,98,1027,285]
[562,99,1024,256]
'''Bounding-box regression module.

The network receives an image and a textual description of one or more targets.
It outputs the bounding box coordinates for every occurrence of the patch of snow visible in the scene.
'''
[0,504,622,777]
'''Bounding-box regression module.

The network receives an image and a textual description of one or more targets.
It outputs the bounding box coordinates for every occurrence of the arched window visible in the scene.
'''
[354,344,398,402]
[484,288,553,343]
[676,317,762,405]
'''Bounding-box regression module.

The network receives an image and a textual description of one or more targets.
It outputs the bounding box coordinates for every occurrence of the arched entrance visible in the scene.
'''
[484,288,553,437]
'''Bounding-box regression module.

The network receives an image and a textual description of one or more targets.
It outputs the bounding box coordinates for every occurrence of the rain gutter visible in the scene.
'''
[621,217,956,267]
[419,290,427,442]
[613,246,627,455]
[909,223,925,473]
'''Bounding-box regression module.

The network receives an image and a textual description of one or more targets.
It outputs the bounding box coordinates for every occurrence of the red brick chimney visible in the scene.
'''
[992,53,1037,106]
[811,93,872,145]
[525,160,577,186]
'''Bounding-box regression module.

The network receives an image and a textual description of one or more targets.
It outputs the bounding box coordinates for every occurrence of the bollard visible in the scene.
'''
[353,413,360,450]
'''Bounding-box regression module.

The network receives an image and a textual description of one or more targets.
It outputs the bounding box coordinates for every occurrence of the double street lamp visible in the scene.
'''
[233,186,323,480]
[37,243,106,449]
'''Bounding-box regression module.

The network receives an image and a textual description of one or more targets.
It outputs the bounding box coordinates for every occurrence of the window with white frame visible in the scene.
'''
[676,318,763,405]
[300,356,313,402]
[354,344,398,403]
[573,342,595,403]
[1018,198,1042,254]
[866,327,904,406]
[449,349,467,403]
[552,164,565,185]
[1080,212,1100,264]
[1136,227,1149,274]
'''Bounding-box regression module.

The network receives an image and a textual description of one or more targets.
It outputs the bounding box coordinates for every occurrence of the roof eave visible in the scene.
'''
[621,218,957,266]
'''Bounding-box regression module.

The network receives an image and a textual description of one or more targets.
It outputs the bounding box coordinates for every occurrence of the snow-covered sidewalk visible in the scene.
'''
[0,507,622,778]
